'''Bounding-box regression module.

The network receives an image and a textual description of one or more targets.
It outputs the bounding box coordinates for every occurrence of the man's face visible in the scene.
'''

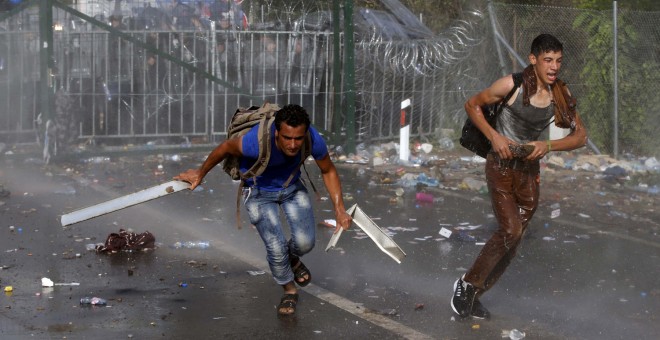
[275,123,307,157]
[529,50,562,85]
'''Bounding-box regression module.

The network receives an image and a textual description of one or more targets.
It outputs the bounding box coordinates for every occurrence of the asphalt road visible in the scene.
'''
[0,149,658,339]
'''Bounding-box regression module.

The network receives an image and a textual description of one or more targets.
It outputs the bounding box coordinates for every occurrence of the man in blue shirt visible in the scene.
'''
[176,104,352,316]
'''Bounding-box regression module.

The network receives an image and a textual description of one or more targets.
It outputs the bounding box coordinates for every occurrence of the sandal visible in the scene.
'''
[291,256,312,287]
[277,293,298,315]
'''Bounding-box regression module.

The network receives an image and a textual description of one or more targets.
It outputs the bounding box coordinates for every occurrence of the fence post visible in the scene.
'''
[332,0,342,144]
[487,1,507,77]
[343,0,356,154]
[39,0,55,124]
[612,1,619,159]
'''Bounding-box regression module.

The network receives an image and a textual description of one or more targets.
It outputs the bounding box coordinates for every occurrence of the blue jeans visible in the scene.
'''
[243,180,316,285]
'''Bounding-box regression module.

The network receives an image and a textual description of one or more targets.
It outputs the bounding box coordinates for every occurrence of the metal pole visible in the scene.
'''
[487,1,507,76]
[39,0,55,123]
[331,0,342,143]
[612,1,619,159]
[343,0,356,154]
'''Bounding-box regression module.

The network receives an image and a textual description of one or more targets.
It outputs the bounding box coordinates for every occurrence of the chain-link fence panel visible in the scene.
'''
[1,1,659,158]
[0,5,41,143]
[489,3,660,157]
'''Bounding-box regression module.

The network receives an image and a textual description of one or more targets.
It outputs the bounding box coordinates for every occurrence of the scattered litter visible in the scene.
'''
[439,227,452,238]
[247,270,266,276]
[173,241,210,249]
[455,224,482,231]
[95,229,156,253]
[41,277,80,287]
[321,219,337,228]
[80,297,107,306]
[4,286,13,292]
[503,329,526,340]
[415,192,434,203]
[389,226,418,232]
[578,213,591,218]
[550,209,561,219]
[364,308,398,316]
[542,237,556,241]
[414,236,433,241]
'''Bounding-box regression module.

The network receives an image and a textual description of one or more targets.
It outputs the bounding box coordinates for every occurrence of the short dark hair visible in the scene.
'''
[274,104,310,131]
[530,34,563,56]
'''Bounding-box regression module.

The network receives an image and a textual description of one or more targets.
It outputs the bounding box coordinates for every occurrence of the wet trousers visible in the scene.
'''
[464,154,540,294]
[243,180,316,285]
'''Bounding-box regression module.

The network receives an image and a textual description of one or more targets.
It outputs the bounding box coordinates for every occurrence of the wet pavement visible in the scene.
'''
[0,146,658,339]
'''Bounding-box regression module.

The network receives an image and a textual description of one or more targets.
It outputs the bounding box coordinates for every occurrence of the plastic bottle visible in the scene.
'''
[80,297,107,306]
[173,241,210,249]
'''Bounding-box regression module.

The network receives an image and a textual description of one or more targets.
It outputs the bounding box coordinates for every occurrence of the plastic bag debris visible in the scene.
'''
[503,329,526,340]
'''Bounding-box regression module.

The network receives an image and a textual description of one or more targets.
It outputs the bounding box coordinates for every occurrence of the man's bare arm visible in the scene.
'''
[464,75,518,159]
[315,154,352,233]
[174,137,243,190]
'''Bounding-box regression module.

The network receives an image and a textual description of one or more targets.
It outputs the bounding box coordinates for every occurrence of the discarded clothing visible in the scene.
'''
[96,229,156,253]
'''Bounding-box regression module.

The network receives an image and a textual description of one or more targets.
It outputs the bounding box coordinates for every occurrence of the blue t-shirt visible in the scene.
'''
[240,124,328,191]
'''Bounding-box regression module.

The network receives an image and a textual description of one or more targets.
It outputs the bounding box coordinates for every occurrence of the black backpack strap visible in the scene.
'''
[496,72,523,114]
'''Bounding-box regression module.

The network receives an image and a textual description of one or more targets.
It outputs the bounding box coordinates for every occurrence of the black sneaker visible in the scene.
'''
[451,277,476,318]
[471,299,490,319]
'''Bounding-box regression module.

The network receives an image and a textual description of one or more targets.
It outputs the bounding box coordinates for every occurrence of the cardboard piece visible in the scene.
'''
[326,204,406,263]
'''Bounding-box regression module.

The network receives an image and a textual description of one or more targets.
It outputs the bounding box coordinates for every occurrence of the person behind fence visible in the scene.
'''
[175,104,352,316]
[451,33,588,319]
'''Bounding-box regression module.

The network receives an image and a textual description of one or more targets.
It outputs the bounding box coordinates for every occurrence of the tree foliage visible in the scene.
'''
[573,4,660,156]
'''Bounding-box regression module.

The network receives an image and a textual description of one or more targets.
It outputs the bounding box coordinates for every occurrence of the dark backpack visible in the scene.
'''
[459,72,523,158]
[222,102,317,227]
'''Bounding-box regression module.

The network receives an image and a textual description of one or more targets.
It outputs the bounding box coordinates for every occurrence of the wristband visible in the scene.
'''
[546,140,552,152]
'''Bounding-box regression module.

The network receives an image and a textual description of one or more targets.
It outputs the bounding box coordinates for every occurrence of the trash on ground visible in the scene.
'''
[439,227,452,238]
[95,229,156,253]
[42,277,80,287]
[80,297,107,306]
[503,329,526,339]
[173,241,210,249]
[327,204,407,263]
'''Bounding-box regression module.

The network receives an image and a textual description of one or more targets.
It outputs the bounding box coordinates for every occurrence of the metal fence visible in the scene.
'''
[1,1,659,158]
